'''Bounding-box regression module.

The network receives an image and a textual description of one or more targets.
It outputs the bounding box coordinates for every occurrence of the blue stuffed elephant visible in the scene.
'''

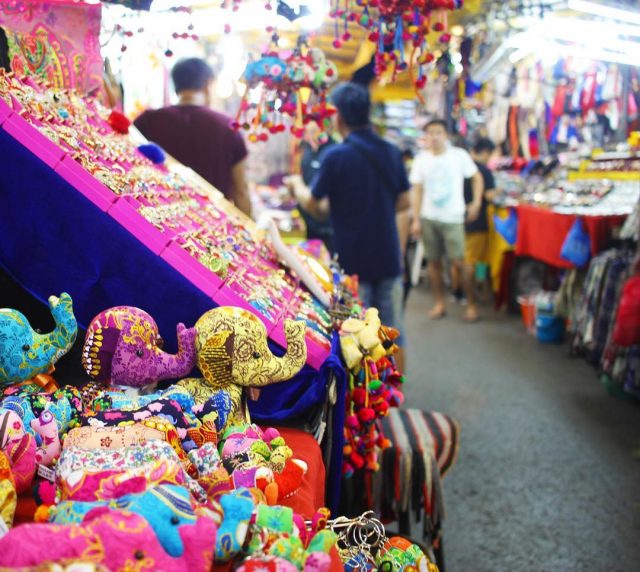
[0,293,77,388]
[48,484,197,557]
[244,55,287,85]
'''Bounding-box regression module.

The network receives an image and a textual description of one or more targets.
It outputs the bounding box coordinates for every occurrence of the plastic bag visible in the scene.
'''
[560,218,591,268]
[612,275,640,346]
[494,208,518,245]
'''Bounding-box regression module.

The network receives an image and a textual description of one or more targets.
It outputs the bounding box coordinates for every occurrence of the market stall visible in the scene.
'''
[0,0,462,566]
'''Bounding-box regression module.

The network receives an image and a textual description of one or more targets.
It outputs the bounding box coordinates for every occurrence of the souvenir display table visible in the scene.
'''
[492,168,638,268]
[515,204,628,268]
[0,71,449,571]
[0,73,333,369]
[252,184,308,243]
[484,171,638,310]
[0,69,345,506]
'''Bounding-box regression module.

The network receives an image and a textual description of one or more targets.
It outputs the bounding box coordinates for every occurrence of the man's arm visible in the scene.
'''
[484,187,499,202]
[287,175,330,222]
[231,159,252,217]
[396,191,411,256]
[484,171,498,202]
[466,171,484,222]
[410,183,424,239]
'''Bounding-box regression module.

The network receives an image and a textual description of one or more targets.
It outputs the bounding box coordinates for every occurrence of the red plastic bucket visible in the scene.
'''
[518,296,536,334]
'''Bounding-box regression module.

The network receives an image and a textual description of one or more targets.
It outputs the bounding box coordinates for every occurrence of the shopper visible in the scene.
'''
[400,148,415,307]
[299,123,336,253]
[287,82,410,366]
[134,57,252,216]
[410,119,484,322]
[464,136,497,276]
[451,137,498,304]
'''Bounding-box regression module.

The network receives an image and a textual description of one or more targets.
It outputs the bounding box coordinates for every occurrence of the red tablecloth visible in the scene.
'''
[515,204,627,268]
[275,427,326,518]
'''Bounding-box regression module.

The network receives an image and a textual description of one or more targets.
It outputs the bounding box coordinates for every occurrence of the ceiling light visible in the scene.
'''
[568,0,640,26]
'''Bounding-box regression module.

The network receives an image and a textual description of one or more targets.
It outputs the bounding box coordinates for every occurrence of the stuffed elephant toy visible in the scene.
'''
[0,293,77,389]
[1,385,83,466]
[244,55,287,86]
[48,484,197,557]
[310,48,338,89]
[180,307,307,429]
[0,506,216,571]
[339,308,399,372]
[0,449,16,528]
[376,536,438,572]
[82,306,197,392]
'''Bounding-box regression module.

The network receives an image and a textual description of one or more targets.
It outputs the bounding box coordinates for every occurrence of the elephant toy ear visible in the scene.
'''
[82,327,121,382]
[199,330,234,386]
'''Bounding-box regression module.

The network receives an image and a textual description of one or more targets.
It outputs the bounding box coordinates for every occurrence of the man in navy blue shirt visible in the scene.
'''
[288,82,411,365]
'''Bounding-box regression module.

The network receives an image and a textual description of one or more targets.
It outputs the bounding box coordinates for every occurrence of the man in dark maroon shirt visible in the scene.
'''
[134,58,251,216]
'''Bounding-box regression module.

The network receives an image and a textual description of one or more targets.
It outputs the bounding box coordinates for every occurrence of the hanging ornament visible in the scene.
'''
[233,35,338,142]
[330,0,464,100]
[277,0,312,21]
[166,5,198,52]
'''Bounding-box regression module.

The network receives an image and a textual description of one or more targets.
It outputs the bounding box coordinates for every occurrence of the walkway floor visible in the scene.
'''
[404,286,640,572]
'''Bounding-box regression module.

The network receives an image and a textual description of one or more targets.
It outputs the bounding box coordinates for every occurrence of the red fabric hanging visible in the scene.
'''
[612,273,640,347]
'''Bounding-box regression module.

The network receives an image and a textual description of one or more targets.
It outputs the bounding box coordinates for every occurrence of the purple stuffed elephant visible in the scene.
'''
[82,307,196,391]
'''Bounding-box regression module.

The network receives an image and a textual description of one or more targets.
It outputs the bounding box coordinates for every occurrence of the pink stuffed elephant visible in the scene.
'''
[0,507,216,571]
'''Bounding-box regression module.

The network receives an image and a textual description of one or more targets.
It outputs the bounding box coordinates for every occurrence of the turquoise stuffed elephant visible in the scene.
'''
[48,484,197,557]
[0,293,77,388]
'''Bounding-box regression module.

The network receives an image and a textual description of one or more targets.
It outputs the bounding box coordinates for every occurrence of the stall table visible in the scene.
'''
[515,204,627,268]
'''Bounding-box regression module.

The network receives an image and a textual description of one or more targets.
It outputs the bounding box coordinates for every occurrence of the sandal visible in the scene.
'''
[429,308,447,320]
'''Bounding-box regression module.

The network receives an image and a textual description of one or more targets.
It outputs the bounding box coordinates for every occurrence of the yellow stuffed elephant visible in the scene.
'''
[179,307,307,429]
[339,308,397,372]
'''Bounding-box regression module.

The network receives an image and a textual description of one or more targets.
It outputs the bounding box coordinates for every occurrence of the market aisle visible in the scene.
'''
[404,286,640,572]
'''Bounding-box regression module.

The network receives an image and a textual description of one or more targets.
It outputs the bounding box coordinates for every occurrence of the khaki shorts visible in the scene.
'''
[421,219,465,262]
[464,232,489,265]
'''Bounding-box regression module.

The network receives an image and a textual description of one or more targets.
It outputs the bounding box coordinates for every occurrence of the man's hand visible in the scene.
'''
[410,217,422,240]
[466,203,481,223]
[284,174,309,202]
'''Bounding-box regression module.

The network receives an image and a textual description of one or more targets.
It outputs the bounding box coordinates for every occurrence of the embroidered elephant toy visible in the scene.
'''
[215,489,255,563]
[0,293,77,390]
[339,308,405,477]
[339,307,390,372]
[1,385,83,466]
[0,506,216,571]
[0,449,16,528]
[244,55,288,86]
[31,409,61,465]
[48,484,198,557]
[218,424,308,504]
[244,505,337,571]
[89,381,233,437]
[376,536,439,572]
[82,306,197,393]
[179,307,307,430]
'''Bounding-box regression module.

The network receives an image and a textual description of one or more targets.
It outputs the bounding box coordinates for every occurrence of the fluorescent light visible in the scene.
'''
[538,19,640,54]
[508,17,640,64]
[509,33,639,67]
[509,47,531,63]
[544,14,640,38]
[569,0,640,26]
